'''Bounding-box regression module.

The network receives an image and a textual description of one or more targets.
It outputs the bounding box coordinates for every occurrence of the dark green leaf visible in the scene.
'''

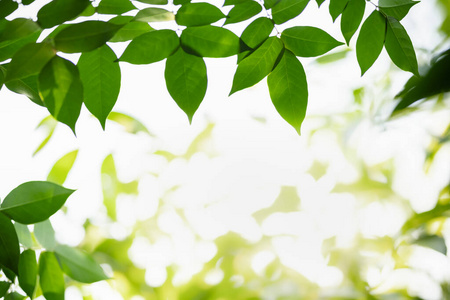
[39,252,65,300]
[415,235,447,255]
[80,3,96,16]
[316,0,326,7]
[47,150,79,185]
[5,42,55,82]
[2,268,15,282]
[37,0,91,29]
[174,0,190,4]
[22,0,36,5]
[356,10,386,75]
[34,219,57,250]
[263,0,281,9]
[136,0,168,3]
[55,245,109,283]
[329,0,349,21]
[134,7,175,22]
[107,112,153,135]
[119,30,179,64]
[379,0,419,21]
[5,74,44,106]
[54,21,122,53]
[0,0,18,19]
[78,44,121,129]
[385,16,418,76]
[109,20,154,43]
[224,0,253,5]
[18,249,37,298]
[0,30,41,62]
[0,281,11,298]
[13,222,33,248]
[241,17,274,49]
[0,181,74,224]
[0,65,4,91]
[4,292,27,300]
[0,19,41,43]
[268,50,308,134]
[38,56,83,133]
[176,3,225,26]
[0,213,20,274]
[272,0,309,25]
[165,48,207,123]
[230,36,283,95]
[224,1,262,25]
[281,26,344,57]
[340,0,365,45]
[97,0,137,14]
[180,25,241,57]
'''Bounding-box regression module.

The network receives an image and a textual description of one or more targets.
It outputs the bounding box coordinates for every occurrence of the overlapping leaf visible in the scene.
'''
[241,17,274,49]
[272,0,309,24]
[13,223,33,248]
[379,0,419,21]
[340,0,365,45]
[0,30,41,62]
[176,3,225,26]
[18,250,37,298]
[134,7,175,22]
[109,18,154,43]
[224,1,262,25]
[34,219,57,250]
[97,0,137,15]
[0,213,20,274]
[39,252,65,300]
[5,74,44,106]
[329,0,349,21]
[0,19,40,43]
[37,0,90,29]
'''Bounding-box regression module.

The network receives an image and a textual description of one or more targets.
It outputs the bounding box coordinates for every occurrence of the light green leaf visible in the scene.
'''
[230,36,283,95]
[109,19,154,43]
[180,25,241,57]
[0,30,40,62]
[34,219,57,250]
[5,74,44,107]
[55,245,108,283]
[54,21,122,53]
[272,0,309,25]
[13,222,33,248]
[268,50,308,134]
[47,150,79,185]
[37,0,91,29]
[107,112,152,135]
[18,249,37,298]
[78,44,121,129]
[340,0,365,45]
[119,30,179,64]
[0,281,11,298]
[39,252,65,300]
[4,292,27,300]
[224,0,252,5]
[101,154,119,220]
[134,7,175,22]
[176,3,225,27]
[315,48,350,64]
[0,19,41,42]
[0,0,18,18]
[385,16,419,76]
[136,0,168,4]
[241,17,274,49]
[224,1,262,25]
[356,10,386,75]
[38,56,83,133]
[379,0,419,21]
[33,115,57,156]
[165,48,207,123]
[0,181,74,224]
[281,26,344,57]
[0,213,20,274]
[97,0,137,15]
[329,0,349,21]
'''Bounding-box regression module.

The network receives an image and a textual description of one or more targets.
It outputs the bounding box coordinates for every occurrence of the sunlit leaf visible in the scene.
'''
[0,0,18,18]
[0,213,20,274]
[97,0,137,15]
[39,252,65,300]
[4,292,27,300]
[5,74,44,107]
[18,249,37,298]
[263,0,281,9]
[134,7,175,22]
[107,112,152,135]
[47,150,78,185]
[224,1,262,25]
[0,30,40,62]
[176,3,225,27]
[272,0,309,25]
[0,19,41,42]
[34,219,57,250]
[379,0,419,21]
[240,17,274,49]
[329,0,349,21]
[315,49,350,64]
[109,19,154,43]
[340,0,365,45]
[33,115,57,156]
[13,222,33,248]
[37,0,90,29]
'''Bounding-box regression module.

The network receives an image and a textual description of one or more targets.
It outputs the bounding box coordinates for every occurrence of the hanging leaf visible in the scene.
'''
[0,19,41,43]
[5,74,44,107]
[78,44,121,129]
[13,222,33,248]
[165,48,207,123]
[55,245,109,283]
[230,36,284,95]
[38,56,83,133]
[97,0,137,15]
[176,3,225,27]
[0,181,74,224]
[47,150,79,185]
[109,19,154,43]
[356,10,386,75]
[316,0,326,7]
[0,281,11,298]
[272,0,309,25]
[240,17,274,49]
[54,21,122,53]
[180,25,241,57]
[119,30,179,64]
[329,0,349,21]
[384,16,419,76]
[18,250,37,298]
[0,213,20,274]
[0,0,18,19]
[267,50,308,134]
[34,219,57,250]
[281,26,344,57]
[379,0,419,21]
[39,252,65,300]
[134,8,175,22]
[224,1,262,25]
[340,0,365,45]
[37,0,90,29]
[107,112,152,135]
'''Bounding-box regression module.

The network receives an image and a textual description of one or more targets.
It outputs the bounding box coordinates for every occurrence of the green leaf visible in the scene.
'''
[0,281,11,298]
[384,16,419,76]
[316,0,326,7]
[329,0,349,21]
[78,44,121,129]
[0,19,41,43]
[5,74,44,106]
[356,10,386,75]
[174,0,190,4]
[34,219,57,250]
[38,56,83,133]
[97,0,137,15]
[165,48,207,123]
[0,181,74,224]
[315,48,350,64]
[134,7,175,22]
[109,20,154,43]
[281,26,344,57]
[0,30,40,62]
[415,234,447,255]
[13,222,33,248]
[224,0,253,5]
[101,154,119,220]
[230,36,283,95]
[119,30,179,64]
[224,1,262,25]
[18,250,37,298]
[37,0,91,29]
[176,3,225,27]
[136,0,168,4]
[54,21,122,53]
[107,112,153,135]
[4,292,27,300]
[241,17,274,49]
[47,150,79,185]
[0,0,17,18]
[379,0,419,21]
[22,0,36,5]
[263,0,281,9]
[5,42,56,82]
[180,25,241,57]
[0,65,5,91]
[55,245,108,283]
[267,50,308,134]
[33,116,57,156]
[39,252,65,300]
[272,0,309,25]
[0,213,20,274]
[340,0,365,45]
